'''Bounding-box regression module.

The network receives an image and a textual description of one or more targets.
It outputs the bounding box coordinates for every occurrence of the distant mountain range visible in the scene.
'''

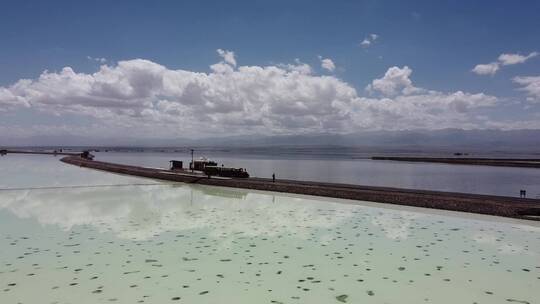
[3,129,540,154]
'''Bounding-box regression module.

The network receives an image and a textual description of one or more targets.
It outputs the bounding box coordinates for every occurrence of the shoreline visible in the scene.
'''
[372,156,540,168]
[60,156,540,221]
[2,149,81,156]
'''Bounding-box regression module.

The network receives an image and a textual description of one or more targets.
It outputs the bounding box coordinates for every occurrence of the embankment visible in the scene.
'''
[60,156,540,220]
[371,156,540,168]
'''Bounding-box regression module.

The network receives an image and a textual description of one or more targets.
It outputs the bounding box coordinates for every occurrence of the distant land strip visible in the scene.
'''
[60,156,540,221]
[2,149,81,156]
[371,156,540,168]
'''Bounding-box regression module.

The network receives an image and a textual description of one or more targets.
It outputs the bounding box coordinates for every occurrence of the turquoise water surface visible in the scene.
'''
[0,155,539,304]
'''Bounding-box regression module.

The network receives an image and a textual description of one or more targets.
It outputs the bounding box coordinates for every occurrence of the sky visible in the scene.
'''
[1,0,540,143]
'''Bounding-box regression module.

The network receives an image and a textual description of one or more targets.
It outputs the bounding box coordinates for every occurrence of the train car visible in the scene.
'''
[203,166,250,178]
[190,157,217,171]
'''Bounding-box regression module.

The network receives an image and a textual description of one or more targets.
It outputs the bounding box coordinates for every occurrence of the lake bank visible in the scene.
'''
[372,156,540,168]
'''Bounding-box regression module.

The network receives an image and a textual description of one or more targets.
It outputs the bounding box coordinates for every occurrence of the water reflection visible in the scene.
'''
[0,184,357,241]
[0,154,158,189]
[1,184,539,304]
[370,211,423,240]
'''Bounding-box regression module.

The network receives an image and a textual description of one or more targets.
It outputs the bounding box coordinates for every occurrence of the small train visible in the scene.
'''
[169,157,250,178]
[203,165,250,178]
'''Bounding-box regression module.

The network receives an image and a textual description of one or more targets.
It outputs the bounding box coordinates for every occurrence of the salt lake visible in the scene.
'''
[0,155,538,303]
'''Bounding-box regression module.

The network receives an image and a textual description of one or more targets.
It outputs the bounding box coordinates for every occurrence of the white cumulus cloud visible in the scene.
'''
[472,51,537,75]
[87,56,107,63]
[0,51,501,139]
[360,33,378,48]
[498,52,538,66]
[216,49,237,66]
[360,39,371,47]
[318,56,336,72]
[366,66,423,96]
[513,76,540,103]
[472,62,500,76]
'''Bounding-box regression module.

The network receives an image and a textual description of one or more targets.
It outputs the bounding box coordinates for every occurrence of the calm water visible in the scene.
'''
[94,151,540,197]
[0,154,539,304]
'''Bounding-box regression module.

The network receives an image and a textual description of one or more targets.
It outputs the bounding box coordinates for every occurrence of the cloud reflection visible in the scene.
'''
[0,184,357,241]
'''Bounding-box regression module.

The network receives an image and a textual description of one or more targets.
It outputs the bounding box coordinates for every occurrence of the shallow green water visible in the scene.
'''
[0,155,539,303]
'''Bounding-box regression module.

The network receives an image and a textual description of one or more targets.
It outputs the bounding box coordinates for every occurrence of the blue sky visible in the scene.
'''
[1,0,540,142]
